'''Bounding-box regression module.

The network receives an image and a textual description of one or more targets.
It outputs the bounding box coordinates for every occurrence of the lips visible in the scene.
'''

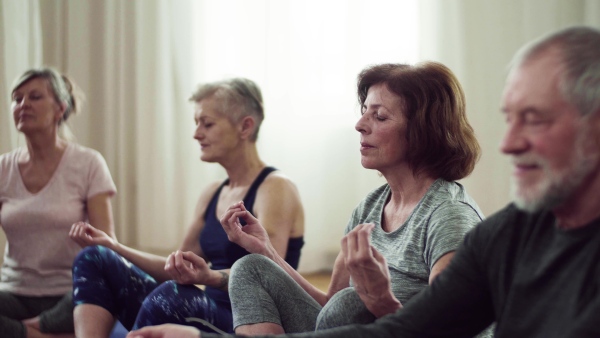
[360,142,374,150]
[511,157,542,178]
[18,113,33,119]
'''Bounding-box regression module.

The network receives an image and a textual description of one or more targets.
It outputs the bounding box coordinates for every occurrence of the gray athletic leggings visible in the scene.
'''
[229,254,376,333]
[0,291,74,338]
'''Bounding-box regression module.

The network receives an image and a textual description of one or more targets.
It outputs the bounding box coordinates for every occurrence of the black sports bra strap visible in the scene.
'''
[245,166,277,199]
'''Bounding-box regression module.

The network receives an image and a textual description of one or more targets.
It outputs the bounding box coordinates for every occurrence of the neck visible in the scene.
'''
[24,131,66,162]
[382,165,436,209]
[553,170,600,229]
[221,143,265,187]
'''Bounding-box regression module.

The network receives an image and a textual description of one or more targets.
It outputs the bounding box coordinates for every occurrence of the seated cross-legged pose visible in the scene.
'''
[130,25,600,338]
[0,68,116,338]
[69,78,305,337]
[218,62,490,335]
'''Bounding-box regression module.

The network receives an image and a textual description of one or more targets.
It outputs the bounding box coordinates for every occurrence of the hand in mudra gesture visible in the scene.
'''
[342,223,402,317]
[69,221,116,249]
[220,201,273,257]
[164,250,211,285]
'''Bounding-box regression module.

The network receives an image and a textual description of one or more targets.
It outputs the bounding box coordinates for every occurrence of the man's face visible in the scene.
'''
[500,47,599,212]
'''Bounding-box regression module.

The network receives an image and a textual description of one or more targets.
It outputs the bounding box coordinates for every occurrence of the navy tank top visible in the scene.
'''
[199,166,304,306]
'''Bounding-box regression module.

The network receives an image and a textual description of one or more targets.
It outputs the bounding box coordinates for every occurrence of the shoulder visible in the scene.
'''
[262,170,298,188]
[256,170,301,200]
[67,143,103,158]
[345,184,389,232]
[354,183,389,212]
[463,203,533,251]
[254,170,303,218]
[425,180,484,219]
[199,180,224,202]
[0,148,21,169]
[472,203,527,236]
[65,143,108,167]
[0,149,21,185]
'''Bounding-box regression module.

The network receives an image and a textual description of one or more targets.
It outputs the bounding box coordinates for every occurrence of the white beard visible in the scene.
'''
[511,135,598,213]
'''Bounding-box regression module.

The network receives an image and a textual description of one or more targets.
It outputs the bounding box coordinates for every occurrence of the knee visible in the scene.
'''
[136,281,208,328]
[74,245,100,262]
[140,281,203,310]
[137,281,177,318]
[73,246,122,281]
[73,245,113,265]
[231,254,272,283]
[316,287,376,330]
[230,254,275,298]
[141,281,178,305]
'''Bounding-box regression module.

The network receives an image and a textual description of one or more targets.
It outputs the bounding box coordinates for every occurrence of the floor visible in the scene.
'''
[303,271,332,292]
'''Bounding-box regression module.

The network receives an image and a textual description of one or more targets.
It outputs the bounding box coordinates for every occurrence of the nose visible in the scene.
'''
[499,122,528,155]
[355,113,369,134]
[13,98,30,110]
[193,125,203,141]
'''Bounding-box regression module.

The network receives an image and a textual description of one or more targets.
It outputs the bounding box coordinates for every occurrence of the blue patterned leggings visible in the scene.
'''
[72,245,233,333]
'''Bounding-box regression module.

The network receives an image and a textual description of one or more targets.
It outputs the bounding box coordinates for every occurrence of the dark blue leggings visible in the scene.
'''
[72,246,233,333]
[135,281,233,333]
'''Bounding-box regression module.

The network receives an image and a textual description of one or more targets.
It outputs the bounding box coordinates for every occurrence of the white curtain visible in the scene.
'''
[418,0,600,223]
[0,0,43,263]
[1,0,599,272]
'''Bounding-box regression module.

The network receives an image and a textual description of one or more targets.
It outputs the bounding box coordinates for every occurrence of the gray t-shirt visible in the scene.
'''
[345,179,484,304]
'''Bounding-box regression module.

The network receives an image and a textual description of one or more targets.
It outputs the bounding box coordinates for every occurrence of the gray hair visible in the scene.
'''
[509,26,600,117]
[190,78,264,141]
[11,67,82,124]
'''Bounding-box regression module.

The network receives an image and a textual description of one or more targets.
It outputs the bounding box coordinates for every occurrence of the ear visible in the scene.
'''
[55,101,67,122]
[239,116,256,140]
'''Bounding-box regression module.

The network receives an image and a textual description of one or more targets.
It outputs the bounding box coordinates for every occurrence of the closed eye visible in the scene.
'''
[523,110,551,126]
[374,111,386,121]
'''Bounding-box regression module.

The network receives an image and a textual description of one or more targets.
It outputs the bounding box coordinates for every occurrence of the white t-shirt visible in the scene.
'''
[0,143,116,296]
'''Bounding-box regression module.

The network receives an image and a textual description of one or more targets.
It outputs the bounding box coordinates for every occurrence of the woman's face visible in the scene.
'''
[355,83,408,173]
[11,78,64,135]
[193,96,241,163]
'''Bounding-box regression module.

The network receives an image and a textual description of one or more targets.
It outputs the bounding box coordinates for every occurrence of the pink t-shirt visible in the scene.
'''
[0,143,116,296]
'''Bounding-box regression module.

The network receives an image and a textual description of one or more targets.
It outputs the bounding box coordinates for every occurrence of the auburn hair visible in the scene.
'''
[357,62,480,181]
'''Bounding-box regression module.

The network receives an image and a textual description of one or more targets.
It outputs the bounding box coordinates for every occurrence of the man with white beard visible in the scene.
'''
[128,25,600,338]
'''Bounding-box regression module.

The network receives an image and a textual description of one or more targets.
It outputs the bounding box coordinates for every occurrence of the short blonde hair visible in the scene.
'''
[190,78,264,141]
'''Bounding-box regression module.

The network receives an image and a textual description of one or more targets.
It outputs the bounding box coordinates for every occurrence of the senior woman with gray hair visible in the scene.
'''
[69,77,305,336]
[0,68,116,338]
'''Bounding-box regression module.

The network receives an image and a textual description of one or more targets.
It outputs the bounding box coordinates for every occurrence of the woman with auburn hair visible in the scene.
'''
[217,61,489,335]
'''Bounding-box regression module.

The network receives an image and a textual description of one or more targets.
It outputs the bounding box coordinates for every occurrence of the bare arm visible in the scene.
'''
[429,252,455,284]
[162,181,230,287]
[70,182,220,283]
[86,192,116,239]
[69,222,172,282]
[253,173,304,259]
[221,201,349,306]
[169,176,308,292]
